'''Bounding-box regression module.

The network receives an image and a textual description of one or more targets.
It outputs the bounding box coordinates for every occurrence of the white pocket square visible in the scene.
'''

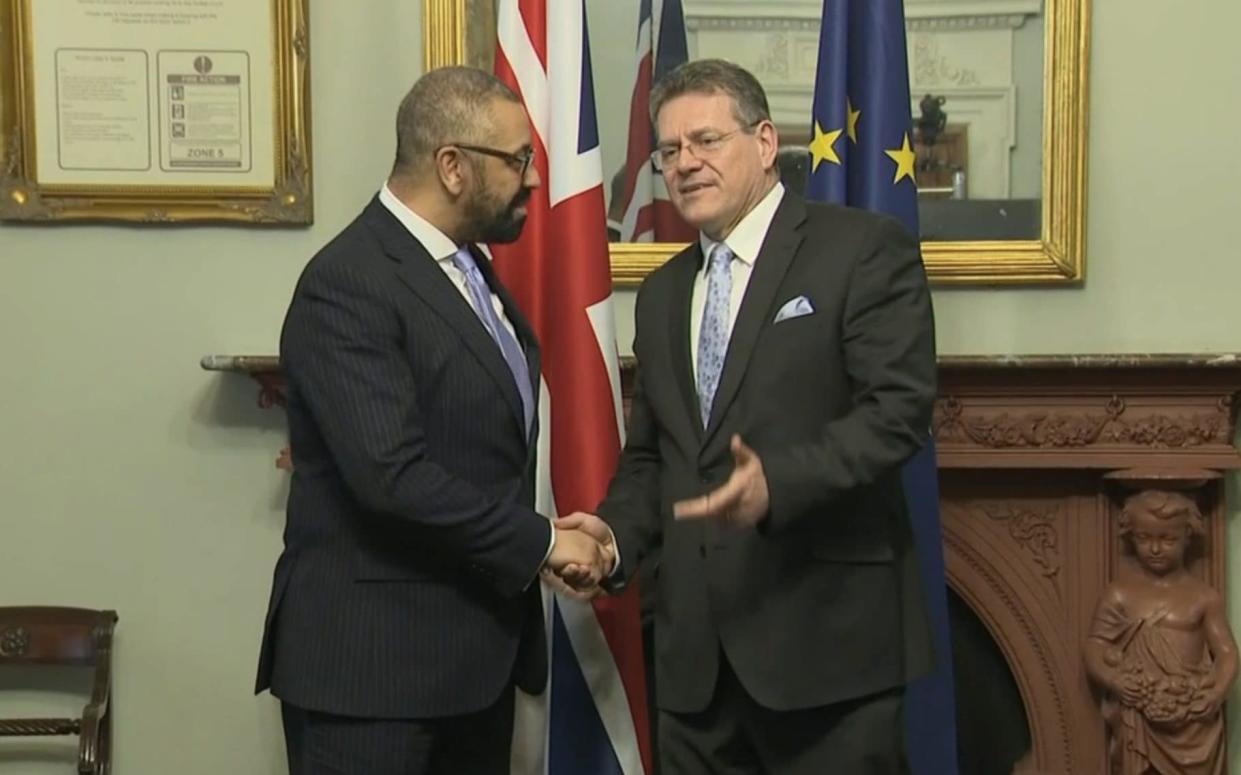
[773,295,815,323]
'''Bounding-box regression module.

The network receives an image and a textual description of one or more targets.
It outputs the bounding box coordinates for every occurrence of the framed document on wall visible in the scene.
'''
[0,0,311,224]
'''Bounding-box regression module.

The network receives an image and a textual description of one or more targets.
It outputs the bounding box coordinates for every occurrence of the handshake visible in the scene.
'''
[541,512,616,600]
[535,435,771,600]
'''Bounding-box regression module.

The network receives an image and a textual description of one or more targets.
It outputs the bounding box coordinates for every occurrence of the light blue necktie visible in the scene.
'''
[451,247,535,432]
[696,243,733,427]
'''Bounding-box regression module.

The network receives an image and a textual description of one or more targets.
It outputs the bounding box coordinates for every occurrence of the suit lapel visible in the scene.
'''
[363,200,528,442]
[667,245,704,446]
[703,194,806,445]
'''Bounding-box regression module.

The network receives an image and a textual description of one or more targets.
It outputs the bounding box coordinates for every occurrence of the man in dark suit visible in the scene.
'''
[256,67,610,775]
[566,58,937,774]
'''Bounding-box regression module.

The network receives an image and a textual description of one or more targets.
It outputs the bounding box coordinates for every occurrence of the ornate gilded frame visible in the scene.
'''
[423,0,1088,285]
[0,0,312,224]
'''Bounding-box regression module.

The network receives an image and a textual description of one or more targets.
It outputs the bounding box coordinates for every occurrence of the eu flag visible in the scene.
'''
[806,1,959,773]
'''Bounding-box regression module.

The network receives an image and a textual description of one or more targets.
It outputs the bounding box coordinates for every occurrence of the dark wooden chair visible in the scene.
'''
[0,607,118,775]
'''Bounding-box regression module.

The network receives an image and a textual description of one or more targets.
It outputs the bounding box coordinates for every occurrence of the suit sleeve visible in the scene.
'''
[283,261,551,597]
[596,283,664,586]
[759,215,936,533]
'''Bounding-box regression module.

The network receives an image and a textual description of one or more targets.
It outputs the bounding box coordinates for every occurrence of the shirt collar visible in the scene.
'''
[378,182,460,262]
[698,181,786,274]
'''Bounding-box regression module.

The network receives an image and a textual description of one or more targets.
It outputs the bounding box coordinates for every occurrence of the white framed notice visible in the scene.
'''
[0,0,311,224]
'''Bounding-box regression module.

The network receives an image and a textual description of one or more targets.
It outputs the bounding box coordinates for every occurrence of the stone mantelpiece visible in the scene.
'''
[203,353,1241,773]
[934,354,1241,470]
[201,351,1241,475]
[200,351,1241,390]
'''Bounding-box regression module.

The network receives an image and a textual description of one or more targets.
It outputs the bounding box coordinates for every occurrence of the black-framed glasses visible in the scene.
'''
[650,121,762,171]
[449,143,535,177]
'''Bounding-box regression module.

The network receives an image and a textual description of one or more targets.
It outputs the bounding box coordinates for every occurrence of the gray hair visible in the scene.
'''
[393,66,520,175]
[649,58,771,128]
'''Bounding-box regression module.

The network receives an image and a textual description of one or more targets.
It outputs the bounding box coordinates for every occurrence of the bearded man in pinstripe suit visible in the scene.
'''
[255,67,610,775]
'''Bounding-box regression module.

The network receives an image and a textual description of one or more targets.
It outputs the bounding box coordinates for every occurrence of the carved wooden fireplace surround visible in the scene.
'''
[203,352,1241,773]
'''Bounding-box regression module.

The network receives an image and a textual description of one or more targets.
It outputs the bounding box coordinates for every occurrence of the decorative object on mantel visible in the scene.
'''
[917,93,949,148]
[1083,478,1237,775]
[204,352,1241,773]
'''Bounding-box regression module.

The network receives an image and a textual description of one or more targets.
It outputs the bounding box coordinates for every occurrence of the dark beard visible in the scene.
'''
[467,186,530,244]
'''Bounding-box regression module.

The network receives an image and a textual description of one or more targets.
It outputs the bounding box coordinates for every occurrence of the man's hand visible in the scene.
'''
[559,512,616,564]
[540,565,608,601]
[673,434,769,527]
[560,512,617,579]
[543,512,617,600]
[545,523,608,590]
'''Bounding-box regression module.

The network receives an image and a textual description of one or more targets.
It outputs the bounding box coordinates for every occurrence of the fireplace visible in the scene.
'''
[202,352,1241,772]
[935,355,1241,773]
[950,585,1031,774]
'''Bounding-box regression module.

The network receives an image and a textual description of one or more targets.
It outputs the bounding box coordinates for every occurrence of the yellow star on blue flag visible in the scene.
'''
[885,133,917,185]
[806,1,921,233]
[808,121,843,172]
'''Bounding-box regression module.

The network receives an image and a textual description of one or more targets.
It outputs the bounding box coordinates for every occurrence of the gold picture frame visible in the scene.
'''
[0,0,312,224]
[423,0,1089,286]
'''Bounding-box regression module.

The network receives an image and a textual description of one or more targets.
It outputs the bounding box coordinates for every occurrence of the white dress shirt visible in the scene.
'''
[690,182,786,379]
[377,183,555,576]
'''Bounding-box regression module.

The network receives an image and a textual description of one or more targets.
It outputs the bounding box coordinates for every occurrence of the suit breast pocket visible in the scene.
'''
[750,312,841,395]
[759,310,825,351]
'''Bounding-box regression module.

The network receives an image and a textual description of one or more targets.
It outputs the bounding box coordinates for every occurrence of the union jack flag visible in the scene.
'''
[612,0,696,243]
[490,1,652,773]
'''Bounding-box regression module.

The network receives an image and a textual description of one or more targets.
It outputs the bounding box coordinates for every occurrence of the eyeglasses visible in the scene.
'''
[448,143,535,177]
[650,121,761,171]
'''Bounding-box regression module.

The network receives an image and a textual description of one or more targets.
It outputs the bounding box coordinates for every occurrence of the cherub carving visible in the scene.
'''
[1084,490,1237,774]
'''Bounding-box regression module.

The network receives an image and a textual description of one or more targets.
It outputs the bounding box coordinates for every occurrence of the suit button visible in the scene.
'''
[699,545,706,558]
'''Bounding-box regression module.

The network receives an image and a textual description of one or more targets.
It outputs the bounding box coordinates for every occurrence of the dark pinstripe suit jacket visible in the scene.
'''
[599,194,937,715]
[255,197,550,718]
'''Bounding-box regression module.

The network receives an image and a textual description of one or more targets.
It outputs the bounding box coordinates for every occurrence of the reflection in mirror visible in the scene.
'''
[584,0,1044,242]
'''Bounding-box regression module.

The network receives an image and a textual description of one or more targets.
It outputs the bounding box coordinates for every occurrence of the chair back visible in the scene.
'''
[0,607,118,775]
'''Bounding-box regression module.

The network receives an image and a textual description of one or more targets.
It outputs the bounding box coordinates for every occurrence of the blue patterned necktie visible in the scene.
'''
[696,243,734,427]
[450,247,535,432]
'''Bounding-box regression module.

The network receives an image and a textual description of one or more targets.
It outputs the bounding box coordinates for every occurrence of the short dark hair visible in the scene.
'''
[393,66,521,175]
[649,58,771,129]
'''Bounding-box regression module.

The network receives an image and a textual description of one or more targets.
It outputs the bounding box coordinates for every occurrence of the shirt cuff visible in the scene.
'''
[606,528,623,583]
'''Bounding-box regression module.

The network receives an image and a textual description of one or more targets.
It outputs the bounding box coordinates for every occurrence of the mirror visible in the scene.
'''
[423,0,1088,285]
